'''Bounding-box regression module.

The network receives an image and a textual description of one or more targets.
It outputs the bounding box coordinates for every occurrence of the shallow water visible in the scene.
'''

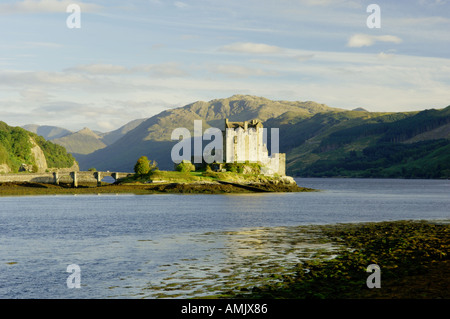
[0,178,449,298]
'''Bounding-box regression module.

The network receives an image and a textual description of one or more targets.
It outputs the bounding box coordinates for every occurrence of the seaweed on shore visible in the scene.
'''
[221,220,450,299]
[0,181,312,196]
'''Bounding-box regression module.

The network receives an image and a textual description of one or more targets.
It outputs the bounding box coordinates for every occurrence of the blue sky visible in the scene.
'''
[0,0,449,131]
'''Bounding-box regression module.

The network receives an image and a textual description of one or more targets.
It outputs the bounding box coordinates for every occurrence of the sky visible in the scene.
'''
[0,0,449,132]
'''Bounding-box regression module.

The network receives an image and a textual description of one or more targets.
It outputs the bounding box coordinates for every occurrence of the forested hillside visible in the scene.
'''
[277,106,450,178]
[0,121,76,173]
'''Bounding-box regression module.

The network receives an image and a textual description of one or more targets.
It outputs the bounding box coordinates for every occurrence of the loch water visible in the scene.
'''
[1,178,449,298]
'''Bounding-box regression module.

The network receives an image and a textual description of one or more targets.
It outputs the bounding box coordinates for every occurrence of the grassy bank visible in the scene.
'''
[120,169,300,185]
[215,220,449,299]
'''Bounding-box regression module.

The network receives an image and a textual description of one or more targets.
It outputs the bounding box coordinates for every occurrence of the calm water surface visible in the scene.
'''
[0,178,449,298]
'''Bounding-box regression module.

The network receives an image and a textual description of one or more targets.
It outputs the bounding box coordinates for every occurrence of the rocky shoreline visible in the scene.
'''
[136,220,450,299]
[216,220,450,299]
[0,178,314,196]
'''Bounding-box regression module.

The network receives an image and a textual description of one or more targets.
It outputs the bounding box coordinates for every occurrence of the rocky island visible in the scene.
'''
[0,169,312,196]
[0,154,312,196]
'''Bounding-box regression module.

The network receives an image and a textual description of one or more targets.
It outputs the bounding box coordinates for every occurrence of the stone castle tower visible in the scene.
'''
[222,119,286,176]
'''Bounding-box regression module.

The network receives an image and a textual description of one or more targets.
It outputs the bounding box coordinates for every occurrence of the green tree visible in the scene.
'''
[134,156,150,175]
[134,156,158,175]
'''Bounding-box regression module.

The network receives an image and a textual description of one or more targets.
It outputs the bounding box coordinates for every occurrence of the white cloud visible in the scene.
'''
[211,64,278,78]
[1,46,449,131]
[347,34,403,48]
[0,0,448,133]
[396,16,450,26]
[64,62,188,78]
[219,42,284,54]
[20,88,51,103]
[0,0,101,14]
[292,54,315,62]
[0,41,63,51]
[377,51,396,60]
[294,0,361,7]
[174,1,188,9]
[250,59,278,65]
[65,64,130,75]
[138,62,189,78]
[0,70,87,86]
[148,0,163,5]
[419,0,449,6]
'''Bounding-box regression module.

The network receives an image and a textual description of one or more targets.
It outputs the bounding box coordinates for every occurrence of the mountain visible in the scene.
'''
[99,118,147,145]
[75,95,337,172]
[352,107,369,112]
[22,119,148,157]
[28,95,449,179]
[277,106,450,178]
[0,121,77,173]
[51,127,107,155]
[22,124,72,140]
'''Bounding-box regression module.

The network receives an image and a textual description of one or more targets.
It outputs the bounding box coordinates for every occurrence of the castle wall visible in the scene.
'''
[260,153,286,176]
[224,127,265,163]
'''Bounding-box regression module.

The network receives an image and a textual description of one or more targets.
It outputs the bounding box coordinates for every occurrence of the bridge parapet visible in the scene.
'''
[0,171,134,187]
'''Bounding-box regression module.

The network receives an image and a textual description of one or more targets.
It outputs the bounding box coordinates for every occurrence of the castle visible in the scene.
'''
[221,119,286,176]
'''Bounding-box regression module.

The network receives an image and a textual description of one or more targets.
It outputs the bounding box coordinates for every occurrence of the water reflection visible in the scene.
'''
[143,225,341,298]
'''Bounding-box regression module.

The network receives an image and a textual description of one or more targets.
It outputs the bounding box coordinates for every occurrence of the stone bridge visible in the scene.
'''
[0,171,134,187]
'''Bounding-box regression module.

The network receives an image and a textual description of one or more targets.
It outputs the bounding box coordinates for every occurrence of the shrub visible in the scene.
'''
[224,162,261,174]
[176,160,195,173]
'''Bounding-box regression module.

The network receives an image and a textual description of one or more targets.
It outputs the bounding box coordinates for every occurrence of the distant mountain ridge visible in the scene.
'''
[99,118,146,145]
[22,118,147,156]
[52,127,107,155]
[22,95,450,178]
[22,124,72,140]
